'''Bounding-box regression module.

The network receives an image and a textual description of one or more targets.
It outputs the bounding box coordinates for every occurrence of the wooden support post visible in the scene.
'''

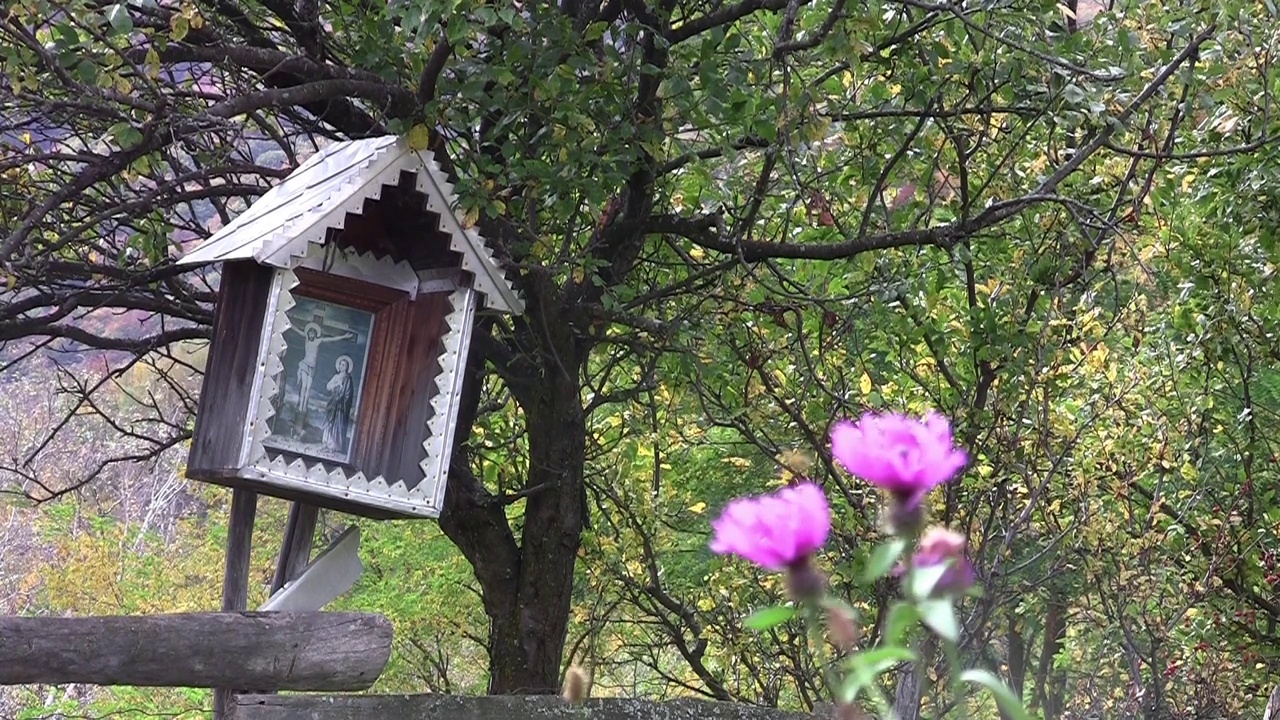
[216,488,259,720]
[270,502,320,594]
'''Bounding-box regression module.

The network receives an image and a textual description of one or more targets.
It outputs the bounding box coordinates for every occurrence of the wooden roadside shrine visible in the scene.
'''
[180,133,523,518]
[0,135,524,718]
[179,134,524,717]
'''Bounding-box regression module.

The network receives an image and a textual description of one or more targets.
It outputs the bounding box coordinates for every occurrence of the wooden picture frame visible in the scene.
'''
[251,267,456,497]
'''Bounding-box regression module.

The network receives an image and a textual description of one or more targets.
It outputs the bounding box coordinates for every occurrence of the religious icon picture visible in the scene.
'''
[263,295,374,465]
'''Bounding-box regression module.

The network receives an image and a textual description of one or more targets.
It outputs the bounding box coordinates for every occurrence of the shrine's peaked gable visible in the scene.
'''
[179,135,523,315]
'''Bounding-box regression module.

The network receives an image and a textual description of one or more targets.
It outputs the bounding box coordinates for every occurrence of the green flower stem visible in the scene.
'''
[942,639,967,720]
[802,599,842,708]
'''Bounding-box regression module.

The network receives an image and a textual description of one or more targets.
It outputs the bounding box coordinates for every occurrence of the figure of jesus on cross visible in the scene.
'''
[287,322,356,432]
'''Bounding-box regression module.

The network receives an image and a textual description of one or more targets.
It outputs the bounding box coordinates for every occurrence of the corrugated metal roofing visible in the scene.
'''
[178,135,523,314]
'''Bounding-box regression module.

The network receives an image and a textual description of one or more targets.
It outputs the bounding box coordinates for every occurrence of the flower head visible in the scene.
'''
[830,410,967,509]
[709,482,831,571]
[910,526,976,597]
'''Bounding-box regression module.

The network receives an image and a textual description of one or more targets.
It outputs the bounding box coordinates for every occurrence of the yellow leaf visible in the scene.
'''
[859,371,873,395]
[688,502,707,514]
[170,14,189,41]
[407,124,431,151]
[778,449,813,475]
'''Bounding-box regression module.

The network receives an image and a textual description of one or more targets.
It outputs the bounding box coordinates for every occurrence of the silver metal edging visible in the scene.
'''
[238,466,440,519]
[426,287,477,514]
[237,269,286,468]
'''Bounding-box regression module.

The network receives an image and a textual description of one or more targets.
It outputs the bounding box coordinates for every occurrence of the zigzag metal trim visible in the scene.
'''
[257,143,401,268]
[246,268,300,468]
[411,152,525,315]
[244,252,440,513]
[413,286,477,512]
[294,244,419,295]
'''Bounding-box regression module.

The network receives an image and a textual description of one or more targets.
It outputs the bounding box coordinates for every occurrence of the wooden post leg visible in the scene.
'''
[214,488,258,720]
[270,502,320,594]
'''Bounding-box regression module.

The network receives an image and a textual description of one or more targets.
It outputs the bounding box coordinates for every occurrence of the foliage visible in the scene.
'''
[4,0,1280,715]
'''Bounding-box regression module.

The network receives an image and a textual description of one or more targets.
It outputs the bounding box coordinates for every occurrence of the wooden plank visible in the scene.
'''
[351,291,447,485]
[221,489,259,613]
[188,261,275,474]
[230,695,817,720]
[270,502,320,594]
[217,488,259,719]
[0,612,392,690]
[383,291,449,487]
[352,294,409,475]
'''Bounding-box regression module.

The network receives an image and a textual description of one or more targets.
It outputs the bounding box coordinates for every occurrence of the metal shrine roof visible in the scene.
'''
[178,135,523,314]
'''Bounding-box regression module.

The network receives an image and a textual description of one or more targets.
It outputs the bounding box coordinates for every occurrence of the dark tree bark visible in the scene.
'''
[1033,590,1068,719]
[440,285,590,693]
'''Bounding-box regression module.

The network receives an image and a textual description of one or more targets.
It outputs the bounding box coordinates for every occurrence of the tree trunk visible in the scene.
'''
[494,366,586,692]
[1033,590,1068,719]
[1000,613,1028,720]
[893,665,923,720]
[439,305,587,694]
[893,638,934,720]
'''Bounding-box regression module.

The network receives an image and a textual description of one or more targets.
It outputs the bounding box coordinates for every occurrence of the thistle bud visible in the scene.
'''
[562,665,590,704]
[826,605,859,652]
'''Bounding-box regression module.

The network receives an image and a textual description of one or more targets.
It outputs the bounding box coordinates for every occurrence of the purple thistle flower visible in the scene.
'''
[830,410,968,509]
[709,482,831,571]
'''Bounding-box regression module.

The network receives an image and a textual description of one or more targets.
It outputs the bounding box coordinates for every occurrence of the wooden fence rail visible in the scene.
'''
[0,612,391,691]
[230,695,819,720]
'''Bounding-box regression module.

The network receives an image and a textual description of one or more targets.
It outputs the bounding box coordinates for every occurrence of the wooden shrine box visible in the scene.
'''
[178,136,522,519]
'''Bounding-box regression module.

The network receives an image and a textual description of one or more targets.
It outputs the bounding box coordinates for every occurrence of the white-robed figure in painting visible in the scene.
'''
[322,355,356,453]
[287,322,355,430]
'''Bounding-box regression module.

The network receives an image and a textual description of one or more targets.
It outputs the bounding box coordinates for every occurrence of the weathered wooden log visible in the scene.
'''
[230,695,819,720]
[0,612,391,691]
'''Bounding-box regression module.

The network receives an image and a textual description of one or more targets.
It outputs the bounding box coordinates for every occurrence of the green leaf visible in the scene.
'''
[108,122,143,150]
[170,15,189,42]
[908,562,950,600]
[743,605,796,631]
[859,537,906,585]
[960,669,1033,720]
[583,21,608,42]
[917,598,960,642]
[105,4,133,34]
[1063,83,1087,105]
[881,602,919,646]
[841,645,917,704]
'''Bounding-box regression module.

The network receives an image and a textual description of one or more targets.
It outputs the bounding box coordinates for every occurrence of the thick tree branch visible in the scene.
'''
[206,79,413,119]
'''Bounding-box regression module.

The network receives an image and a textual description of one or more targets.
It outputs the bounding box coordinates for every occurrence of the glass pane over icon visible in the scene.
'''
[263,295,374,464]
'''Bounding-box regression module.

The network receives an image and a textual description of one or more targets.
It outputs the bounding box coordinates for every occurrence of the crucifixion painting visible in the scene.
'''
[263,296,373,464]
